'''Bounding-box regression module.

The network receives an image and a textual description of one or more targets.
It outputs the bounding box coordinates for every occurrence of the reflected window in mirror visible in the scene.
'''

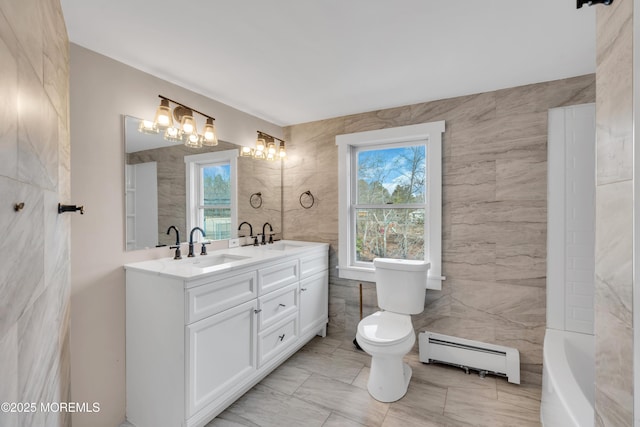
[185,150,238,241]
[124,115,283,252]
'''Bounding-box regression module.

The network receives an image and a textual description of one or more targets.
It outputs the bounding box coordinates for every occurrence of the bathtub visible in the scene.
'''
[541,329,595,427]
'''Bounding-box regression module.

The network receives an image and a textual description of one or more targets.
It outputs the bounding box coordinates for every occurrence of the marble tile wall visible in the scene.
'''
[127,142,281,247]
[282,74,595,384]
[594,0,634,425]
[0,1,70,426]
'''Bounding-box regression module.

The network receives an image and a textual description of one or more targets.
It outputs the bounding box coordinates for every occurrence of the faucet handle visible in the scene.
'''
[200,241,211,256]
[170,244,182,260]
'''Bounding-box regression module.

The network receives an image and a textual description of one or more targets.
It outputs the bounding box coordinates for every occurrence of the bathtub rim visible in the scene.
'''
[541,328,594,427]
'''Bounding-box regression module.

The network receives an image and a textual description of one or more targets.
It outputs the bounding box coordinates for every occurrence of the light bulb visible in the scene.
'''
[164,126,182,143]
[184,132,202,148]
[181,115,195,134]
[138,119,158,134]
[154,99,173,130]
[202,118,218,146]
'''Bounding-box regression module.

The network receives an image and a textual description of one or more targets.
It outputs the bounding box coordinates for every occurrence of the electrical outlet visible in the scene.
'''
[228,238,240,248]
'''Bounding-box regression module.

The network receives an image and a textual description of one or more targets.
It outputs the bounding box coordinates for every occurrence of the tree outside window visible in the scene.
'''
[354,145,426,262]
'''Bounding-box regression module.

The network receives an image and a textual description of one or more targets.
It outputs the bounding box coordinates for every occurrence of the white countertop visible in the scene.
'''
[124,240,329,281]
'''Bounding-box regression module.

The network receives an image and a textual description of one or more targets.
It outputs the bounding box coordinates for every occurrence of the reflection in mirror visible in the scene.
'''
[124,115,282,251]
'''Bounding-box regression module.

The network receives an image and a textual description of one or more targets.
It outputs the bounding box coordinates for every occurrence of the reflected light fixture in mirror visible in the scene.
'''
[139,95,218,150]
[244,131,286,161]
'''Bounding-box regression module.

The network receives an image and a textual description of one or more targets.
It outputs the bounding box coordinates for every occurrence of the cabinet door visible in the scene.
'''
[299,270,328,337]
[186,299,258,417]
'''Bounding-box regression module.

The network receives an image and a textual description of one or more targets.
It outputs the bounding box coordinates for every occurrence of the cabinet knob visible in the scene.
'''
[278,334,285,341]
[278,303,286,308]
[254,309,262,314]
[300,288,308,292]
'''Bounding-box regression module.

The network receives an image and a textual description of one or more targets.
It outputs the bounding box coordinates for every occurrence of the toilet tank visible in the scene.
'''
[374,258,430,314]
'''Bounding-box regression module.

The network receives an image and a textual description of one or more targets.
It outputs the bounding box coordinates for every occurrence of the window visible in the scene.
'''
[336,122,444,289]
[185,150,238,241]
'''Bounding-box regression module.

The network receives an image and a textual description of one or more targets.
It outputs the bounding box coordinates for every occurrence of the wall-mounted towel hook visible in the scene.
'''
[299,191,315,209]
[249,192,263,209]
[13,202,25,212]
[58,203,84,215]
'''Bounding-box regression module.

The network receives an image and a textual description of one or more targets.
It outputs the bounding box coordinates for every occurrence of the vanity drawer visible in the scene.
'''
[258,259,298,295]
[257,314,298,367]
[186,271,258,324]
[258,283,298,330]
[300,252,328,279]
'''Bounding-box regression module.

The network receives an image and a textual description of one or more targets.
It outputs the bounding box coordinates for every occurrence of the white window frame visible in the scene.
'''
[336,122,444,289]
[184,149,238,240]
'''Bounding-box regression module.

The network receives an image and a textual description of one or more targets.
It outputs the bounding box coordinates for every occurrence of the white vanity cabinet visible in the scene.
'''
[125,242,328,427]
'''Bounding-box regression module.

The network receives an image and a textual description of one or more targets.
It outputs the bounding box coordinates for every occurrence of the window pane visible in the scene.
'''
[355,208,425,262]
[202,164,231,206]
[202,208,231,240]
[356,146,426,204]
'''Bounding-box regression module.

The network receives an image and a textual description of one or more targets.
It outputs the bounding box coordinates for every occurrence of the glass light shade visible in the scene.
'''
[279,142,287,159]
[255,137,266,152]
[240,146,254,157]
[184,132,202,148]
[266,151,275,161]
[138,119,159,134]
[202,118,218,146]
[267,141,276,155]
[154,99,173,129]
[164,126,182,143]
[180,112,196,135]
[254,149,266,160]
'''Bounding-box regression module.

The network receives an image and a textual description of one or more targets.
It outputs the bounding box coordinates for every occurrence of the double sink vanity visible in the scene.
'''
[124,240,329,427]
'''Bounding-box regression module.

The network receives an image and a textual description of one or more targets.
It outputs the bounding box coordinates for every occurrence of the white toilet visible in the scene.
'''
[356,258,430,402]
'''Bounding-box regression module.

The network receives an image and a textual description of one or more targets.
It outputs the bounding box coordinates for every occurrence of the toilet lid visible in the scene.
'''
[357,311,414,345]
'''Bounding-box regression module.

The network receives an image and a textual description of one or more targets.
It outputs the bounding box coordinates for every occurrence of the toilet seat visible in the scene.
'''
[357,311,414,346]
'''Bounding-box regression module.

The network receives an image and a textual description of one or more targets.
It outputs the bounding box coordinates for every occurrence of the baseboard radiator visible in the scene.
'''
[418,331,520,384]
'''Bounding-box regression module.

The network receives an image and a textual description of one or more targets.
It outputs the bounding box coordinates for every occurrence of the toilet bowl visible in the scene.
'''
[355,258,430,402]
[356,311,416,402]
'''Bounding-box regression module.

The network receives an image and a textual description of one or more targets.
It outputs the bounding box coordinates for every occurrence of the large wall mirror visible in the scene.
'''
[124,115,282,251]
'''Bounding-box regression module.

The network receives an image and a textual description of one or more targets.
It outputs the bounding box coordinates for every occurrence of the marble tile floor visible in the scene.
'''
[208,329,541,427]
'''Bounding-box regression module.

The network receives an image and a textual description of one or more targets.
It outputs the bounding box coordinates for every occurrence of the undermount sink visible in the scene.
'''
[184,254,250,269]
[265,241,304,251]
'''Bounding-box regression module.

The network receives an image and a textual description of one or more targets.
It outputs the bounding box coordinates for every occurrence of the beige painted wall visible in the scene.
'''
[69,44,283,426]
[0,0,71,426]
[282,75,596,385]
[594,0,634,424]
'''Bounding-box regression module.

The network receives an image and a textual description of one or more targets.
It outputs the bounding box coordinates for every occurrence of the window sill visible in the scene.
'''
[336,265,376,283]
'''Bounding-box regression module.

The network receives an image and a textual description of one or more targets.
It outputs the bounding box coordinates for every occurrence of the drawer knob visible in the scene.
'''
[279,334,285,341]
[300,288,308,292]
[278,303,286,308]
[254,309,262,314]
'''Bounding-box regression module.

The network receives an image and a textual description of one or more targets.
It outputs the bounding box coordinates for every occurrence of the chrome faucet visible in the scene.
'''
[261,222,273,245]
[188,227,206,257]
[166,226,182,259]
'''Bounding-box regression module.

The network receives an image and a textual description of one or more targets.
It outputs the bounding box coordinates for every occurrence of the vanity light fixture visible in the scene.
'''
[246,131,286,161]
[202,118,218,146]
[154,98,173,130]
[138,119,159,135]
[141,95,219,149]
[240,146,254,157]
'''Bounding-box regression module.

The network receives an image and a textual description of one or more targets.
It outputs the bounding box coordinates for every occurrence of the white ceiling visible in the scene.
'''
[61,1,596,127]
